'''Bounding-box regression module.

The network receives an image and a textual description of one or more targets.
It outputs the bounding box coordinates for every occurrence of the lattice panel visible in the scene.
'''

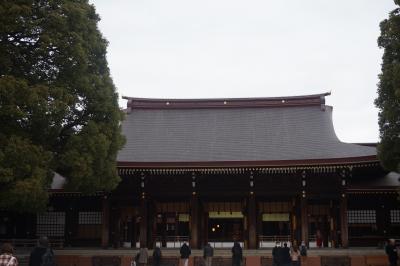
[36,212,65,237]
[347,210,376,224]
[79,212,102,224]
[390,210,400,224]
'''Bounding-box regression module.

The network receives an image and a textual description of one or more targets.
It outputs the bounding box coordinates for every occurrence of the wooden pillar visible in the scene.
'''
[149,201,157,248]
[339,194,348,248]
[248,193,257,249]
[190,194,199,248]
[161,214,167,247]
[204,211,209,246]
[291,198,297,246]
[65,199,76,247]
[329,200,337,248]
[198,201,204,248]
[101,195,110,248]
[300,197,308,247]
[139,196,148,248]
[112,208,121,248]
[132,216,138,248]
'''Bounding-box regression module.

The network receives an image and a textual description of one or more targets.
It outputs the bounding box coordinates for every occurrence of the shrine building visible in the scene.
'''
[0,93,399,249]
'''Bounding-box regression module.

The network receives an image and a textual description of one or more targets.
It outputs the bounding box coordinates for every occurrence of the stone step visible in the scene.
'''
[52,248,385,257]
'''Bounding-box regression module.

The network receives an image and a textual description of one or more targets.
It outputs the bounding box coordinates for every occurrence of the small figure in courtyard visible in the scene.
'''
[131,253,140,266]
[0,243,18,266]
[385,239,398,266]
[299,241,307,257]
[138,247,148,266]
[203,243,214,266]
[29,236,55,266]
[180,242,191,266]
[272,242,281,266]
[231,242,242,266]
[315,230,323,248]
[152,246,161,266]
[281,242,291,266]
[290,245,300,266]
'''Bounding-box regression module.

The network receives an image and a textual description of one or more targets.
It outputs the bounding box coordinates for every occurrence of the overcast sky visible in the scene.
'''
[90,0,396,143]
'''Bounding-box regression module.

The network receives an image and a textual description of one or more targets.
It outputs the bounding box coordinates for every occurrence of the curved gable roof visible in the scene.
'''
[117,93,376,167]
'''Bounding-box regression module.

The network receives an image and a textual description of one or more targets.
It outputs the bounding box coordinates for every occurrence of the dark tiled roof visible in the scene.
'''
[349,172,400,189]
[117,96,376,165]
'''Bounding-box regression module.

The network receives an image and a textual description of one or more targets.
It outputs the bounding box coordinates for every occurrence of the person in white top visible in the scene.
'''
[290,245,301,266]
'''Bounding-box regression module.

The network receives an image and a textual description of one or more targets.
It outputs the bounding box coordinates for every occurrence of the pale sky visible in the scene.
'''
[90,0,397,143]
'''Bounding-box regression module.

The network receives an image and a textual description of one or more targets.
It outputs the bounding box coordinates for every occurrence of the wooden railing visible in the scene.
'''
[258,235,291,248]
[207,240,244,248]
[0,238,64,249]
[153,236,189,248]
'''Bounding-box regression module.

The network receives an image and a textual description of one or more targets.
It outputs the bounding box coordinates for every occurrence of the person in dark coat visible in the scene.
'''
[231,242,242,266]
[385,239,398,266]
[272,242,281,266]
[180,242,191,266]
[281,243,291,266]
[152,246,161,266]
[29,236,52,266]
[299,241,307,257]
[203,243,214,266]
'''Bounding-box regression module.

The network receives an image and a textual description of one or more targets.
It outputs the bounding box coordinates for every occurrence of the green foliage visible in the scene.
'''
[376,2,400,172]
[0,0,125,212]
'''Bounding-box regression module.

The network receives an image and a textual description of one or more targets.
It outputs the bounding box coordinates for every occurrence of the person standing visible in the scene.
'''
[281,243,291,266]
[138,247,148,266]
[0,243,18,266]
[385,239,398,266]
[272,242,281,266]
[29,236,55,266]
[299,241,307,257]
[203,243,214,266]
[180,242,191,266]
[152,246,161,266]
[231,242,242,266]
[290,246,300,266]
[316,230,323,248]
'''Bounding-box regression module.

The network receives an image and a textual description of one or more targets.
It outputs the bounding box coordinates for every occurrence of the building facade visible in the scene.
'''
[0,93,399,249]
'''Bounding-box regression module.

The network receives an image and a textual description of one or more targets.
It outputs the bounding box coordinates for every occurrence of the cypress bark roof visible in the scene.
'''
[117,93,376,166]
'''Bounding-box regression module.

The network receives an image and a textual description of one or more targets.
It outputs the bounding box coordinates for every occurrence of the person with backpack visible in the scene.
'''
[272,242,281,266]
[138,248,148,266]
[0,243,18,266]
[179,242,191,266]
[299,241,307,257]
[281,243,291,266]
[385,239,398,266]
[29,236,55,266]
[231,242,242,266]
[203,243,214,266]
[152,246,161,266]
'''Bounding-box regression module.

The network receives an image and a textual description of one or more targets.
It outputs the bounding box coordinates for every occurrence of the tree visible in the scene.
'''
[376,1,400,172]
[0,0,125,212]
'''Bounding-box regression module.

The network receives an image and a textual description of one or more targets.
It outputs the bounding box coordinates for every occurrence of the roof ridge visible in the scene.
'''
[123,92,331,110]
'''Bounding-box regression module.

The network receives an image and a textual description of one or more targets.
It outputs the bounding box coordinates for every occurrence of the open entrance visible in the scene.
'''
[258,201,292,248]
[204,201,244,247]
[308,203,332,248]
[207,210,244,248]
[259,213,291,247]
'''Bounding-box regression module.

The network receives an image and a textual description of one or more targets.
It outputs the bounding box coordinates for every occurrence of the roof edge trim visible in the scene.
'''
[123,92,331,110]
[117,155,377,168]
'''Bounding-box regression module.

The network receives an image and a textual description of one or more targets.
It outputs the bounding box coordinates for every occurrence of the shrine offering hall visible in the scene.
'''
[1,93,399,249]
